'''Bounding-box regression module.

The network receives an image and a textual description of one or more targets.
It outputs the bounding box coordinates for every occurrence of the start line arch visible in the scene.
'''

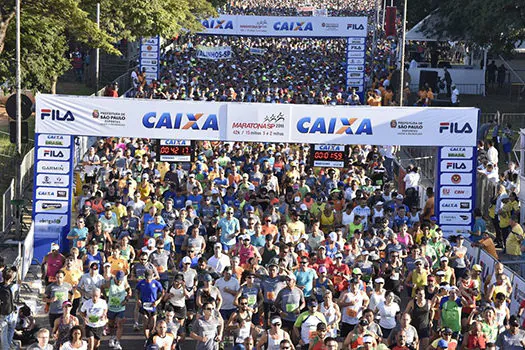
[32,94,479,260]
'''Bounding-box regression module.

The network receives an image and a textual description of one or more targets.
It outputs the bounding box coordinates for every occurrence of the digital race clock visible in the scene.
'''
[309,144,350,168]
[156,140,195,163]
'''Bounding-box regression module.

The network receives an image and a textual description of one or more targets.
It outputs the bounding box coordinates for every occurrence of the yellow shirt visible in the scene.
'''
[411,269,428,297]
[61,268,82,299]
[287,220,306,242]
[506,224,524,256]
[112,205,127,226]
[498,201,519,228]
[108,256,129,275]
[144,200,165,213]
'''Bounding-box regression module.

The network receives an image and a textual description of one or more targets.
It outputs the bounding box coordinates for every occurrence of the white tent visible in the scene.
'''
[405,13,453,42]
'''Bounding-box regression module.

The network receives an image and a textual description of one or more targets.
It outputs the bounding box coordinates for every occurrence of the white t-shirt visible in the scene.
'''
[60,341,88,350]
[77,273,105,301]
[207,254,231,274]
[215,277,240,310]
[404,172,420,189]
[377,301,400,329]
[81,298,108,328]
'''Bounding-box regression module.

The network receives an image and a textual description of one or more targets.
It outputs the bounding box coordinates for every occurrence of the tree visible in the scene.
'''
[0,0,219,93]
[406,0,525,54]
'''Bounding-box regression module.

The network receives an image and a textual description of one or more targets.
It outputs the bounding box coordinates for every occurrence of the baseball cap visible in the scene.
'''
[307,299,318,307]
[359,318,370,326]
[89,261,99,268]
[509,315,520,326]
[147,238,155,247]
[472,264,482,272]
[363,336,374,344]
[319,266,327,273]
[328,232,337,241]
[245,205,254,212]
[286,274,296,281]
[430,216,438,221]
[203,274,213,282]
[334,253,343,259]
[396,194,404,200]
[374,277,385,284]
[375,201,384,206]
[142,173,149,179]
[50,243,60,252]
[182,256,192,264]
[188,173,195,178]
[296,243,306,251]
[104,262,111,268]
[115,271,125,281]
[214,243,222,249]
[440,257,449,262]
[62,300,72,307]
[352,268,362,275]
[271,316,282,325]
[437,339,448,348]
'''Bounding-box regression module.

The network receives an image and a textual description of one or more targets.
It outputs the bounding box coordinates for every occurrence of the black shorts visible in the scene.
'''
[171,305,187,320]
[85,325,104,340]
[417,327,430,338]
[185,298,196,313]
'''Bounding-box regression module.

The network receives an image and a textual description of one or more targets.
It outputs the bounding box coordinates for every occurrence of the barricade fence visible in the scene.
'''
[475,173,498,218]
[409,83,486,95]
[464,239,525,316]
[1,179,15,233]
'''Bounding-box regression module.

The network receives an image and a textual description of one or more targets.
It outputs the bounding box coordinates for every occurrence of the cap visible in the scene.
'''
[242,235,251,241]
[436,270,446,276]
[361,250,369,256]
[449,286,459,292]
[286,274,296,281]
[300,203,308,211]
[440,257,449,262]
[50,243,60,251]
[442,328,453,334]
[182,256,192,264]
[317,322,327,330]
[437,339,448,348]
[300,234,309,241]
[89,261,99,267]
[396,194,404,200]
[104,203,112,209]
[318,246,326,250]
[359,318,370,326]
[115,271,125,281]
[334,253,343,259]
[319,266,327,273]
[352,268,362,275]
[242,173,249,179]
[188,173,195,178]
[142,173,149,179]
[214,243,222,249]
[271,316,282,325]
[328,232,337,241]
[472,264,482,272]
[363,336,374,344]
[374,277,385,284]
[307,299,318,307]
[147,238,155,247]
[62,300,72,307]
[509,315,520,326]
[104,262,111,267]
[245,205,254,212]
[430,216,438,221]
[375,201,384,206]
[174,273,184,281]
[296,243,306,251]
[203,274,213,282]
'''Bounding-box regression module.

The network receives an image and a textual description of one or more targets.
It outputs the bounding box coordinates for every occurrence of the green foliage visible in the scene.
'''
[0,0,220,92]
[407,0,525,54]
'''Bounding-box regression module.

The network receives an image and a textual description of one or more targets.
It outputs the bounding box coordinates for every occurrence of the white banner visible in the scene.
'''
[510,276,525,316]
[249,47,267,55]
[36,95,479,146]
[196,45,232,60]
[200,15,367,37]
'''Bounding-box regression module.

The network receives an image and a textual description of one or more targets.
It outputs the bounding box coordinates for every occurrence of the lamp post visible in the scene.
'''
[95,2,100,94]
[399,0,407,106]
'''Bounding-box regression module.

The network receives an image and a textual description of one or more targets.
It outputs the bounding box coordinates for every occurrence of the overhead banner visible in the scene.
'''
[199,15,367,37]
[196,45,232,60]
[36,94,479,146]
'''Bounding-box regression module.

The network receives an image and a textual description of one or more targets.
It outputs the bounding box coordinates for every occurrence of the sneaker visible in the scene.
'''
[109,337,116,348]
[133,322,140,331]
[114,341,122,350]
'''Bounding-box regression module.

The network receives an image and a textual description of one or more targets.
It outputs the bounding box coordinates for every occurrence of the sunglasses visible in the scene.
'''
[240,302,248,306]
[204,308,214,311]
[272,323,282,326]
[300,261,308,264]
[189,250,195,253]
[281,347,291,349]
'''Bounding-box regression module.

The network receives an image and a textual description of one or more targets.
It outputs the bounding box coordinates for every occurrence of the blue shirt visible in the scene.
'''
[136,279,163,305]
[470,218,486,243]
[145,223,166,239]
[67,226,88,251]
[294,268,317,297]
[219,217,240,246]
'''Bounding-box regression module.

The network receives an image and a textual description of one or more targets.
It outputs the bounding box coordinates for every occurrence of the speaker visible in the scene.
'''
[419,70,439,91]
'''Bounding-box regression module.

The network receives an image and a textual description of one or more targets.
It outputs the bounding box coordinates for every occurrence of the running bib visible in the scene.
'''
[143,302,155,311]
[55,291,66,302]
[346,308,358,318]
[266,292,276,301]
[109,297,121,307]
[247,295,257,306]
[286,303,297,313]
[88,315,99,323]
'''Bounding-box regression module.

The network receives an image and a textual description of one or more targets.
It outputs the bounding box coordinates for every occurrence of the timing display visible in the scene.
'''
[310,144,349,168]
[156,139,194,162]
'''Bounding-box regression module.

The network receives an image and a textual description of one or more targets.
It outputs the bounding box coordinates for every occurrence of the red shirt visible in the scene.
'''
[316,257,334,269]
[466,333,486,350]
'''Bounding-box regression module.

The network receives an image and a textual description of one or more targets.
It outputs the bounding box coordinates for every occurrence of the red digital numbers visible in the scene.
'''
[314,151,343,160]
[160,146,190,155]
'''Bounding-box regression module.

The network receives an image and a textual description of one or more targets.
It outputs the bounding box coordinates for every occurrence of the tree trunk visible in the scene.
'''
[51,75,57,94]
[0,11,16,56]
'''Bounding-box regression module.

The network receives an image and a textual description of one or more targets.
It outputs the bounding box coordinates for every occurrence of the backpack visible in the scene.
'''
[0,284,14,315]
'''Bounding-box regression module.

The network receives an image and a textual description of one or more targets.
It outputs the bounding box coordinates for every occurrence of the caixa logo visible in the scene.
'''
[201,19,234,30]
[40,109,74,121]
[439,122,473,134]
[273,21,313,31]
[142,112,219,130]
[297,117,372,135]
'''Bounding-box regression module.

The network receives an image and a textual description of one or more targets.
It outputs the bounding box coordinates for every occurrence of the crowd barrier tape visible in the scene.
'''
[463,240,525,318]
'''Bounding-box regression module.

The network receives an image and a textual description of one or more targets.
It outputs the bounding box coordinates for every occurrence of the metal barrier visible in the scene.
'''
[479,112,499,126]
[475,173,498,217]
[409,83,485,95]
[19,147,34,194]
[500,113,525,129]
[1,179,15,233]
[398,146,436,186]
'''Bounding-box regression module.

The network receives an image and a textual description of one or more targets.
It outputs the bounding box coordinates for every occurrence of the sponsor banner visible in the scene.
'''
[348,37,365,44]
[440,160,473,173]
[35,187,70,200]
[440,186,473,199]
[347,58,365,65]
[37,134,71,148]
[140,36,160,84]
[347,65,364,71]
[200,15,368,37]
[226,104,290,142]
[346,79,364,86]
[440,225,471,238]
[478,249,497,286]
[440,173,473,186]
[347,51,365,58]
[439,199,472,212]
[347,72,364,79]
[196,45,232,60]
[440,146,473,159]
[34,213,68,226]
[439,212,472,225]
[36,95,479,146]
[36,95,224,140]
[288,105,478,146]
[313,8,328,16]
[36,160,70,174]
[160,140,192,146]
[510,276,525,316]
[36,174,69,187]
[37,147,71,161]
[347,44,365,51]
[35,200,69,214]
[463,240,479,265]
[249,47,267,55]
